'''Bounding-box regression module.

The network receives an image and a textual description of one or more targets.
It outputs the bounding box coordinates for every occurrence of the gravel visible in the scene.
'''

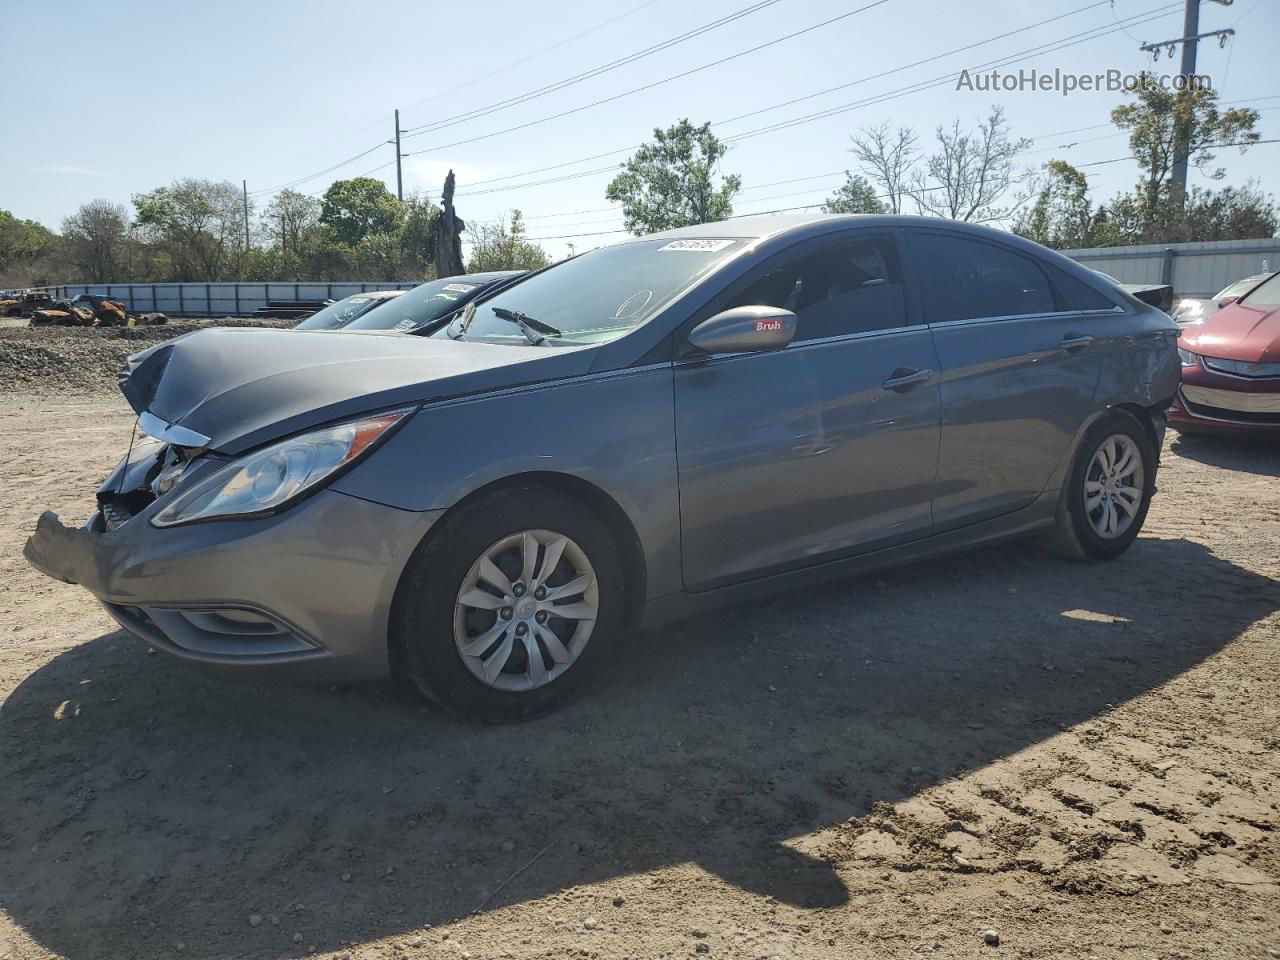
[0,318,294,394]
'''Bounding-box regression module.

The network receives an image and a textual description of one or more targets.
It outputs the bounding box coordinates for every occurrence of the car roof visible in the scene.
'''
[439,270,526,283]
[641,213,1046,244]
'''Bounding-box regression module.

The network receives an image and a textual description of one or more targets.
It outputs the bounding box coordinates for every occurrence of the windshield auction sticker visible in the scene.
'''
[658,239,736,252]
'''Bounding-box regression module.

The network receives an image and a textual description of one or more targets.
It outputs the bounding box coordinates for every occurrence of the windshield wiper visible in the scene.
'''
[492,307,562,346]
[446,301,477,340]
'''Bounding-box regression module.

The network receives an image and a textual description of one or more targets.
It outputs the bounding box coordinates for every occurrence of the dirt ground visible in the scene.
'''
[0,384,1277,960]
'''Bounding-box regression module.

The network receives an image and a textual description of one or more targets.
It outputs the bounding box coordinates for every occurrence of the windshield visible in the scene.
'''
[1239,272,1280,307]
[442,237,746,345]
[1215,275,1262,301]
[296,294,391,330]
[345,277,495,333]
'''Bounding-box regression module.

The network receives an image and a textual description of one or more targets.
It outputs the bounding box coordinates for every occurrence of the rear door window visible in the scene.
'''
[911,232,1055,322]
[724,233,908,341]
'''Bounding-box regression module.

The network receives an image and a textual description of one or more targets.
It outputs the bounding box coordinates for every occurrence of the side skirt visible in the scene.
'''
[637,492,1059,630]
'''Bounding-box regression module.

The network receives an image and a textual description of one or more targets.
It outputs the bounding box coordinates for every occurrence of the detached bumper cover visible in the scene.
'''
[23,491,443,682]
[23,511,107,589]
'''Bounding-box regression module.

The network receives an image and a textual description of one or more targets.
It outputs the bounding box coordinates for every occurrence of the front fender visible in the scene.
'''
[331,365,682,600]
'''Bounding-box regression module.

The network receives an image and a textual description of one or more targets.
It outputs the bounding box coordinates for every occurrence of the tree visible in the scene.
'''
[0,210,56,284]
[846,122,917,214]
[263,189,319,259]
[400,194,440,280]
[910,106,1030,222]
[61,200,131,282]
[133,179,245,280]
[320,177,404,246]
[467,210,551,272]
[428,171,466,278]
[1013,161,1095,249]
[1112,72,1260,213]
[1182,182,1278,241]
[606,119,741,234]
[822,173,887,214]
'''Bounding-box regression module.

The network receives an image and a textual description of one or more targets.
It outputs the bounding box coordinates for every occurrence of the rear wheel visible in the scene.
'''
[391,485,623,722]
[1051,409,1156,560]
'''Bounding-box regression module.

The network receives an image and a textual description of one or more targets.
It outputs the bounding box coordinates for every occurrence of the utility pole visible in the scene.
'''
[1138,0,1235,206]
[241,179,250,280]
[394,109,404,202]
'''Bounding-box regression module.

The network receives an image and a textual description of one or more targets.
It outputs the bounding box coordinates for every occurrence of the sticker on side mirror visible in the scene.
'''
[755,318,784,332]
[658,239,735,252]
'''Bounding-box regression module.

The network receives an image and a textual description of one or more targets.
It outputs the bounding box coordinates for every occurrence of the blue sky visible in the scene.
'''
[2,0,1276,260]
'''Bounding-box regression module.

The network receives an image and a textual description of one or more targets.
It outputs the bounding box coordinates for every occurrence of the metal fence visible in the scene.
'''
[34,237,1280,312]
[1061,238,1280,298]
[44,282,420,317]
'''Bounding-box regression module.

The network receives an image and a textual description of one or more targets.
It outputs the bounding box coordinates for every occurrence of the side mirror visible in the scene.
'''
[687,305,796,356]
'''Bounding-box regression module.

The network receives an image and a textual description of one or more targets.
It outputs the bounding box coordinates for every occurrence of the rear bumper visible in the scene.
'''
[23,491,443,684]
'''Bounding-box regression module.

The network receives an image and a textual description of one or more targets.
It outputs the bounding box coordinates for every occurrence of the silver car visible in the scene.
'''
[25,215,1180,722]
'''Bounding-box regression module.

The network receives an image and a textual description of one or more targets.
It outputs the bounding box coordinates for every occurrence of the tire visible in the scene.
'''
[391,484,624,722]
[1051,408,1157,561]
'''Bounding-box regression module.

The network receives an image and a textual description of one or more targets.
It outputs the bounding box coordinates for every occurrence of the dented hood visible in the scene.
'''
[119,327,594,454]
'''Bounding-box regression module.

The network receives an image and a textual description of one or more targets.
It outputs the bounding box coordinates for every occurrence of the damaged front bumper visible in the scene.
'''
[24,482,443,684]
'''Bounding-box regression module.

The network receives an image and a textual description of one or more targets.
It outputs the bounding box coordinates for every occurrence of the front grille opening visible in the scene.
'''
[1184,398,1280,425]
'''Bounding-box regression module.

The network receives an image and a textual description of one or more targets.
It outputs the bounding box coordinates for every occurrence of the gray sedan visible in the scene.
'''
[24,215,1179,722]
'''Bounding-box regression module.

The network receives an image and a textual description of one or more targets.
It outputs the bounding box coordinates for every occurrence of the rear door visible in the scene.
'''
[907,229,1114,530]
[674,229,941,591]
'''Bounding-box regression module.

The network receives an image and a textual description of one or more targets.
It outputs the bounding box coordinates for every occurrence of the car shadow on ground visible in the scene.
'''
[1170,431,1280,476]
[1,533,1278,959]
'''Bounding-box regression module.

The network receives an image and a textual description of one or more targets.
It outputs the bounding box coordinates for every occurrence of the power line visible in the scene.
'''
[248,141,388,197]
[722,4,1184,142]
[241,0,665,188]
[402,0,895,154]
[400,0,788,136]
[434,3,1183,204]
[404,1,1162,194]
[716,0,1114,128]
[399,0,666,117]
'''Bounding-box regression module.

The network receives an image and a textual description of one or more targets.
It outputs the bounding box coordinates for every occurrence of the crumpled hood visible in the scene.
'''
[120,327,594,454]
[1179,302,1280,363]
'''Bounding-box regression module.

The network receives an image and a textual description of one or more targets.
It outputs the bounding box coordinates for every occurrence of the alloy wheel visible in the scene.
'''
[1083,433,1144,540]
[453,529,598,691]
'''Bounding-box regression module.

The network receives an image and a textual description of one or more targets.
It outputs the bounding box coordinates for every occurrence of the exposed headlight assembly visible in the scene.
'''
[151,410,411,527]
[1176,347,1198,367]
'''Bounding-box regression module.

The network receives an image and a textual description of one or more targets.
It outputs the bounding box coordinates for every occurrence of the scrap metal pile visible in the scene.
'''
[0,291,169,328]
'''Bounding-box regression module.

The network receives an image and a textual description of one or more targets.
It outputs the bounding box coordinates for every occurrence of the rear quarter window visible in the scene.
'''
[1049,268,1118,311]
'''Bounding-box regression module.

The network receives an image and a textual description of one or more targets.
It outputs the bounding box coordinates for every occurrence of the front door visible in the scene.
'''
[674,230,941,591]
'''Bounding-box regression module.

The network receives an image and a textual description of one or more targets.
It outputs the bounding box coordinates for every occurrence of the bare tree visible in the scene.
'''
[847,122,918,215]
[62,200,130,282]
[909,106,1030,223]
[263,189,318,254]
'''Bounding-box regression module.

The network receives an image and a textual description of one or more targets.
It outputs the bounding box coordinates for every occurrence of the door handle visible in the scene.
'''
[881,368,934,392]
[1060,333,1095,351]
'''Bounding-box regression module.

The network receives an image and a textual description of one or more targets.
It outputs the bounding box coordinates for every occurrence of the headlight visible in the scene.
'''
[1176,347,1198,367]
[151,410,411,527]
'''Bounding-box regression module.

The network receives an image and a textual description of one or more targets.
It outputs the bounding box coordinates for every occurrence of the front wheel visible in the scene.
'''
[391,486,624,722]
[1051,409,1156,561]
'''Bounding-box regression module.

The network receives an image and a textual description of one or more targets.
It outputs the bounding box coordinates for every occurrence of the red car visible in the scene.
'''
[1171,271,1280,435]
